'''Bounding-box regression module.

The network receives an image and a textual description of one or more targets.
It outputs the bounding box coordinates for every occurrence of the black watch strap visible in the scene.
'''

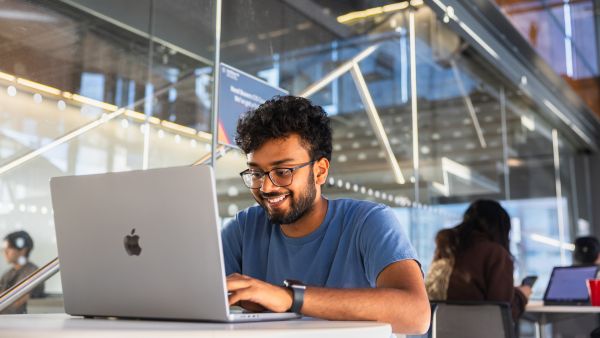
[283,279,306,314]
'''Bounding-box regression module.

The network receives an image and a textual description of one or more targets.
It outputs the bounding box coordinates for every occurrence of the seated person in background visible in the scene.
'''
[1,230,45,314]
[425,199,530,321]
[222,96,430,334]
[574,236,600,265]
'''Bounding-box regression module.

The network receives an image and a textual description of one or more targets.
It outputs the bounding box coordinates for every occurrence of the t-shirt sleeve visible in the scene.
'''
[358,205,420,285]
[221,216,243,276]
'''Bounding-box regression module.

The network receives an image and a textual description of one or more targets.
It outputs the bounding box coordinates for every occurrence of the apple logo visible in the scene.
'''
[124,228,142,256]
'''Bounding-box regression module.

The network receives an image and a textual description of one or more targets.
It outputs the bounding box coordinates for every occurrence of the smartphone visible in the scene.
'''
[521,275,538,287]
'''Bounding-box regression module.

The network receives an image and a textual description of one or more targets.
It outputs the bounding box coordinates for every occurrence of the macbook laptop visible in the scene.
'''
[543,265,599,305]
[50,165,299,322]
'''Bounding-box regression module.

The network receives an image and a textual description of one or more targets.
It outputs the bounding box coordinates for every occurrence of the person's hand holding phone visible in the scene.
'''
[521,275,538,287]
[517,275,537,299]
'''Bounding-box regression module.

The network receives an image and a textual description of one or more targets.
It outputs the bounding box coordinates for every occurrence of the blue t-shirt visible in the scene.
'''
[221,198,419,288]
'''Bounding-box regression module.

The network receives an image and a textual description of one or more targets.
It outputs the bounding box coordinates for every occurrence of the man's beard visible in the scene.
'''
[258,171,317,225]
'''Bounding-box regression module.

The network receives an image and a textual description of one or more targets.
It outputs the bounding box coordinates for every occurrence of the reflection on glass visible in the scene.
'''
[494,0,600,117]
[0,0,216,312]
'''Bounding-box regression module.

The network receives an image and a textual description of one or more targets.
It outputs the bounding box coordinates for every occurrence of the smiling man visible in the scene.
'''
[221,95,430,334]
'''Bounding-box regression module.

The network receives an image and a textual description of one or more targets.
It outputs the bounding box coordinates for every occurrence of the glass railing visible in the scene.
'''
[0,67,218,313]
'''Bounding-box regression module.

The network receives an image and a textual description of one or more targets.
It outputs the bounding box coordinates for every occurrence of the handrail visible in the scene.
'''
[0,147,232,314]
[0,257,59,313]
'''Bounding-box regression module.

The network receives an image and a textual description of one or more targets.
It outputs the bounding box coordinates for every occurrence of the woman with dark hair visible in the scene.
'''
[425,199,531,320]
[1,230,45,314]
[574,236,600,265]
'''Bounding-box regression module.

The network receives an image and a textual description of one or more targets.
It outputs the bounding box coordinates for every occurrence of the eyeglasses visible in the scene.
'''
[239,161,315,189]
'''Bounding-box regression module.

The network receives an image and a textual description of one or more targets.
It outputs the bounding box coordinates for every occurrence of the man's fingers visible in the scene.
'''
[228,287,253,305]
[239,300,266,312]
[227,277,254,291]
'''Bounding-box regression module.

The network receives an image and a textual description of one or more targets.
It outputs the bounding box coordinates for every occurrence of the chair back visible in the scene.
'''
[430,301,515,338]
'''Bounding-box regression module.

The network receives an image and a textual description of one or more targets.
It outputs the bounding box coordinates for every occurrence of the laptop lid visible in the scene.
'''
[51,165,232,321]
[543,265,599,305]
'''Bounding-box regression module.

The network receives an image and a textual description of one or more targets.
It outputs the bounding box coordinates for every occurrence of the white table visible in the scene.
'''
[524,300,600,338]
[0,313,394,338]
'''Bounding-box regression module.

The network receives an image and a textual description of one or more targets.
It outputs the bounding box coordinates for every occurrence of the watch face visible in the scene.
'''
[284,279,304,287]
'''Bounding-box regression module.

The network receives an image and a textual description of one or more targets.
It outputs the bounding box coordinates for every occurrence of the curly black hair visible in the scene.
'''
[235,95,332,161]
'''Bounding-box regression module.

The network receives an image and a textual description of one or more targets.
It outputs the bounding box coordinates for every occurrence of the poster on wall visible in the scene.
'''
[217,63,288,145]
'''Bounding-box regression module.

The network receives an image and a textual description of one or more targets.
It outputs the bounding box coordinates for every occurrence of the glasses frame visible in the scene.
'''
[239,160,316,189]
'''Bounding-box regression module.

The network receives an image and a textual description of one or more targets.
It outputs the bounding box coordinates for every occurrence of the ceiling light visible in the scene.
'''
[17,78,61,96]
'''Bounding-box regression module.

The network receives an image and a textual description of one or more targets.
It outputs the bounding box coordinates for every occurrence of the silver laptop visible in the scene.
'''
[50,165,299,322]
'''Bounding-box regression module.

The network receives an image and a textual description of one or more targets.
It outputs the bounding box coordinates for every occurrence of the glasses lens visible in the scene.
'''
[269,168,293,187]
[242,171,263,188]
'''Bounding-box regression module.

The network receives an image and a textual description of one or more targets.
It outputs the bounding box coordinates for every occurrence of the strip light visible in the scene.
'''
[450,60,487,148]
[530,233,575,251]
[0,69,210,176]
[520,115,535,131]
[351,64,405,184]
[544,99,571,126]
[457,21,499,60]
[299,45,379,98]
[409,9,420,200]
[125,110,160,124]
[16,78,61,96]
[544,99,595,148]
[429,2,499,60]
[434,157,500,196]
[0,108,126,176]
[552,129,567,265]
[337,1,424,24]
[0,71,15,82]
[161,120,197,136]
[72,94,118,112]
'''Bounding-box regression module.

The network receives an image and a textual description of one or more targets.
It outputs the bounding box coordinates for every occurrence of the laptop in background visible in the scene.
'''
[50,165,299,322]
[543,265,599,305]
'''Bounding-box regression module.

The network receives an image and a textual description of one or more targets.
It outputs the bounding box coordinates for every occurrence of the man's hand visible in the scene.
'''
[227,273,293,313]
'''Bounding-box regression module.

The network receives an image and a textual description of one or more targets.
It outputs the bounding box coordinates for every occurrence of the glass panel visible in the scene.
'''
[495,0,600,116]
[414,8,508,201]
[409,5,581,291]
[502,90,560,299]
[216,147,253,221]
[410,6,512,270]
[558,136,577,263]
[216,1,585,286]
[0,0,215,314]
[216,0,419,220]
[0,0,590,318]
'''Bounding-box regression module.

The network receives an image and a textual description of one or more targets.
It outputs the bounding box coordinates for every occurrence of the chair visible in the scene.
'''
[428,301,515,338]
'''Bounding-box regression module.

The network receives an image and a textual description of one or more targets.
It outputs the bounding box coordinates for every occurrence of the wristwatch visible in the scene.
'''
[283,279,306,314]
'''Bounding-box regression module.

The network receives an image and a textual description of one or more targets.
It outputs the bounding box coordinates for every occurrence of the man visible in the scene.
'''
[222,95,430,334]
[1,230,45,314]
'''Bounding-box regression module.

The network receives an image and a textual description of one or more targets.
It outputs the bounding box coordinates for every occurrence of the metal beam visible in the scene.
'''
[282,0,353,39]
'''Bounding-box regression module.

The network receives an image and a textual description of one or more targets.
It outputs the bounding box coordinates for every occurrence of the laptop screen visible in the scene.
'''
[544,266,598,304]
